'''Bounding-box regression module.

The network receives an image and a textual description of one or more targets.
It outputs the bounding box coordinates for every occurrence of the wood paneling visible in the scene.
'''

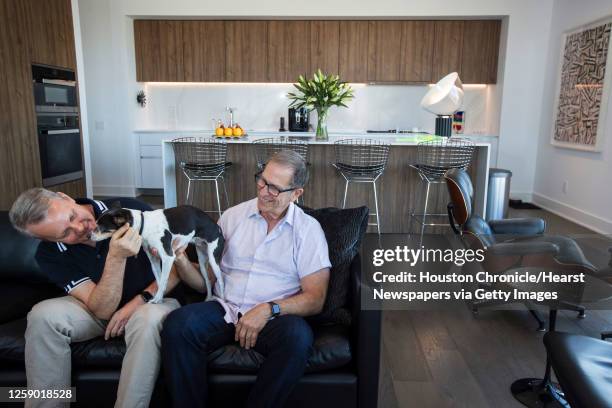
[176,144,485,233]
[135,19,500,84]
[24,0,76,69]
[267,21,311,82]
[368,21,404,82]
[183,21,225,82]
[0,0,42,210]
[432,20,464,82]
[461,20,501,84]
[339,21,369,83]
[134,20,184,82]
[48,178,86,198]
[158,21,184,82]
[400,21,435,83]
[310,21,340,76]
[225,21,268,82]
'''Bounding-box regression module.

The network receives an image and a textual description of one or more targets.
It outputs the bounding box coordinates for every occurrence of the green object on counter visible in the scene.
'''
[395,134,440,143]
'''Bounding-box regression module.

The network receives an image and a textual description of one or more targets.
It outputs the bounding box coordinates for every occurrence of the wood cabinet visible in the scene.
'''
[134,19,501,84]
[400,21,435,82]
[134,20,184,82]
[1,0,82,210]
[267,21,311,82]
[310,21,340,76]
[367,21,403,82]
[338,21,369,82]
[461,20,501,84]
[225,21,268,82]
[183,21,225,82]
[23,0,76,69]
[432,20,465,82]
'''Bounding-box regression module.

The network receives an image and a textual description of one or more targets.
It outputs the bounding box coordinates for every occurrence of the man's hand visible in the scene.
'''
[108,223,142,259]
[104,296,143,340]
[150,238,188,259]
[235,303,271,349]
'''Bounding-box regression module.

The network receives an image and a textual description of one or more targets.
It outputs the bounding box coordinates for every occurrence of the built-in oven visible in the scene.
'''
[32,64,77,113]
[37,112,83,187]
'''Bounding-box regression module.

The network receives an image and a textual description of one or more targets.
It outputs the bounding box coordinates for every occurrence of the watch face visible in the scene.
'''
[272,303,281,315]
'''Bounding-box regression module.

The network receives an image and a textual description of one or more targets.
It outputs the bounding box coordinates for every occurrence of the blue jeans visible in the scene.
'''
[161,301,314,408]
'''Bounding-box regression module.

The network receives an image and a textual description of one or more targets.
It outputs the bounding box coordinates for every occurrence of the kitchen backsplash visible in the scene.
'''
[134,82,500,135]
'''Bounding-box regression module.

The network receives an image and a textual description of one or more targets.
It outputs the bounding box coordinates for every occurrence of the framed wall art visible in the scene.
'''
[551,18,612,151]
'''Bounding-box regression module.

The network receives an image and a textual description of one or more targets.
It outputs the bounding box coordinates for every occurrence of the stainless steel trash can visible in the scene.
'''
[486,168,512,221]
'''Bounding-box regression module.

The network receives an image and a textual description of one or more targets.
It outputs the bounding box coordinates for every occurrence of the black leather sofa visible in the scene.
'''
[0,207,381,408]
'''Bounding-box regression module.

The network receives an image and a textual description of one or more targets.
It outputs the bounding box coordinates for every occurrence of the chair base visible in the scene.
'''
[510,378,567,408]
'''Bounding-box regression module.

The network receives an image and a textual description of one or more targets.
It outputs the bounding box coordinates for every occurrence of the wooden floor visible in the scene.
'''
[378,208,612,408]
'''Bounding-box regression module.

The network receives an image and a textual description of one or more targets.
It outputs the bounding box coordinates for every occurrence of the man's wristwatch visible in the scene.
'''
[268,302,281,319]
[140,290,154,303]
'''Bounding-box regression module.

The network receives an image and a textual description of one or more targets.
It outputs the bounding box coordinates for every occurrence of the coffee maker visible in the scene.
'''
[288,108,310,132]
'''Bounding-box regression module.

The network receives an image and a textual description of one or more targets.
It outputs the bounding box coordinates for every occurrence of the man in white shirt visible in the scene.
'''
[161,150,331,408]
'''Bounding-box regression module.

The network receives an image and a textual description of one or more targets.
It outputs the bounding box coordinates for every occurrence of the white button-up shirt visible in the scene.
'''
[211,198,331,324]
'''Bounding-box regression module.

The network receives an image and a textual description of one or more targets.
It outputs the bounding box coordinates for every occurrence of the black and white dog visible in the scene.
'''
[91,204,224,304]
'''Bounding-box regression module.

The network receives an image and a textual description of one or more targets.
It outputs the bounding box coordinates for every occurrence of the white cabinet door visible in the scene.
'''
[140,157,163,188]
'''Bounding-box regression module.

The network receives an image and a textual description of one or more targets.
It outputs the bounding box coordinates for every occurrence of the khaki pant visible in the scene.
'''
[24,296,180,408]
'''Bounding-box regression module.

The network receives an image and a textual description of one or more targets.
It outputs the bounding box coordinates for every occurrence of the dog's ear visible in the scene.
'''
[111,200,122,210]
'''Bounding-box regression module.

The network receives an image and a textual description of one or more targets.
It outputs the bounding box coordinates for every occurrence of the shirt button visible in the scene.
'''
[96,254,101,259]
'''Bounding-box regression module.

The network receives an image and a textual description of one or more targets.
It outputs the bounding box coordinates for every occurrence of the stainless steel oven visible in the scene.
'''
[32,64,77,113]
[37,112,83,187]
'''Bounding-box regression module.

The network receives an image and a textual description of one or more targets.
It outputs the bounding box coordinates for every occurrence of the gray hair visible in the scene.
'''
[267,150,309,188]
[9,188,64,235]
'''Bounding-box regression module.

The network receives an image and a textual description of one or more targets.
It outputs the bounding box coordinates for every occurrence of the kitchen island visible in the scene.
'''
[159,132,491,234]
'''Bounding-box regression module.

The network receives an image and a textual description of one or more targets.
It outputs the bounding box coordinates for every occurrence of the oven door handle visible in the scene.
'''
[41,129,80,135]
[42,79,76,87]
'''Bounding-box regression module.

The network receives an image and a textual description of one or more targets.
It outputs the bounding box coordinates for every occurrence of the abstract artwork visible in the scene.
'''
[551,19,612,151]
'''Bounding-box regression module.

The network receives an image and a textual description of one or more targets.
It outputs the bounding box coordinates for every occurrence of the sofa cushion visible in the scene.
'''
[208,324,351,374]
[0,212,47,283]
[0,321,351,374]
[0,282,62,324]
[301,206,369,326]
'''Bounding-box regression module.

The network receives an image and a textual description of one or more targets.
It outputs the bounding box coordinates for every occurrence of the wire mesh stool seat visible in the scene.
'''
[333,139,390,238]
[409,138,475,241]
[171,137,231,216]
[252,137,309,170]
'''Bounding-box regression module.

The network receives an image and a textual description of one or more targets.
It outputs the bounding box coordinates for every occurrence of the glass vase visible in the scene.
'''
[315,108,329,141]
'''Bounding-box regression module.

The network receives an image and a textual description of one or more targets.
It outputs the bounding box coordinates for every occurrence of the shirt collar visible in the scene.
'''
[248,198,295,227]
[75,198,109,218]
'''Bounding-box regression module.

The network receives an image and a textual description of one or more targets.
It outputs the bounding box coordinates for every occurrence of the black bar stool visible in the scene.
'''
[171,137,231,216]
[332,139,390,238]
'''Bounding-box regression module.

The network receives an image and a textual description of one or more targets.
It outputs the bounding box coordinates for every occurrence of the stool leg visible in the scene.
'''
[221,176,230,209]
[342,178,349,209]
[186,178,192,205]
[420,181,431,244]
[373,180,381,238]
[214,179,222,217]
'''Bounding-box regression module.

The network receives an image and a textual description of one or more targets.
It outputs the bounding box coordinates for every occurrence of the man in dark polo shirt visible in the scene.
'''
[9,189,181,408]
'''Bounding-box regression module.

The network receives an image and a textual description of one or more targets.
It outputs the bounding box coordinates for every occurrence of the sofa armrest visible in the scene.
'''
[488,218,546,236]
[350,254,381,408]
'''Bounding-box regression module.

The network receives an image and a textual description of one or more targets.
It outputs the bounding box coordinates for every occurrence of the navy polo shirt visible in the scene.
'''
[35,197,156,308]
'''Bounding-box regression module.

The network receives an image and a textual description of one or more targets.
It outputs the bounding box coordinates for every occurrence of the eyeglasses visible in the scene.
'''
[254,172,298,197]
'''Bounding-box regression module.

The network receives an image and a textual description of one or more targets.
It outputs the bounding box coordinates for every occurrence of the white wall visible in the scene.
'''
[77,0,554,198]
[136,83,495,135]
[533,0,612,234]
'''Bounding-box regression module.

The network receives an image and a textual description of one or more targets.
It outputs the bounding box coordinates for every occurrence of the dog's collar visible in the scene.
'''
[138,212,144,236]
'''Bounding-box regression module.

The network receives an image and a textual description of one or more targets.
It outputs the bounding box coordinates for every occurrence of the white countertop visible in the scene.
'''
[137,129,495,146]
[156,133,492,146]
